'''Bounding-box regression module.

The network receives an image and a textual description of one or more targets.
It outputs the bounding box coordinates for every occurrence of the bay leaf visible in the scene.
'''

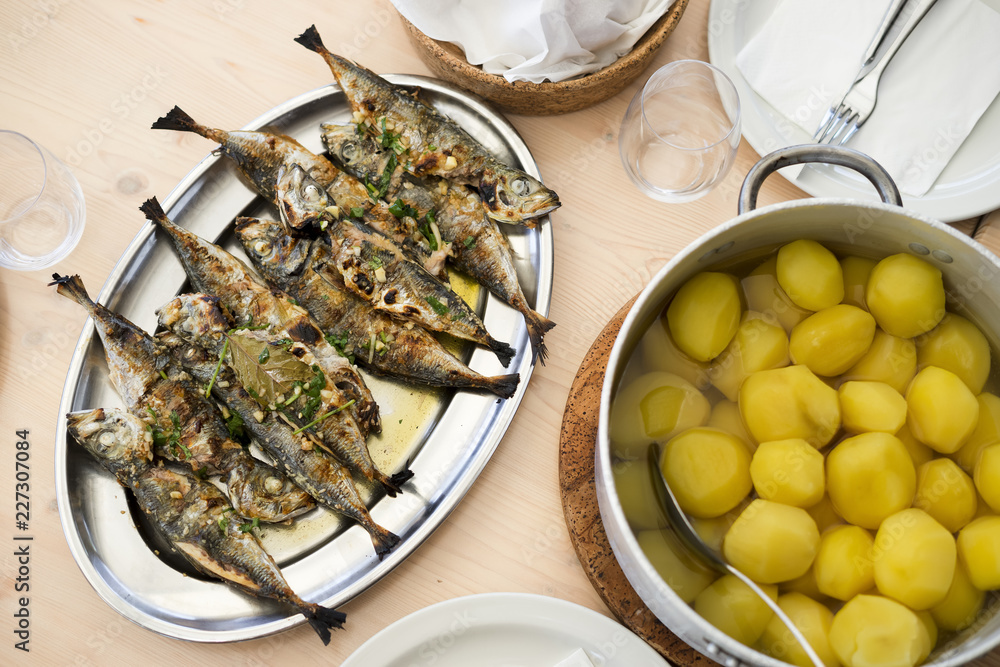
[225,332,314,407]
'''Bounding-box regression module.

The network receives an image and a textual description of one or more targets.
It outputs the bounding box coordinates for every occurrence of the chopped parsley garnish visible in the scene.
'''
[194,466,209,480]
[452,309,466,322]
[350,207,364,219]
[418,209,439,251]
[377,118,406,154]
[463,235,476,249]
[218,507,234,532]
[325,332,355,364]
[368,256,383,270]
[145,409,190,459]
[225,411,249,444]
[425,295,449,316]
[389,198,419,219]
[239,517,260,533]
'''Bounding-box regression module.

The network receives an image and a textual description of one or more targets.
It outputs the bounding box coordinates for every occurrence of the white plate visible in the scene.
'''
[342,593,669,667]
[707,0,1000,222]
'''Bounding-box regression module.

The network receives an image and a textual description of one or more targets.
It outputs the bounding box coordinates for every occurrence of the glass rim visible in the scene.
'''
[639,59,742,153]
[0,129,49,225]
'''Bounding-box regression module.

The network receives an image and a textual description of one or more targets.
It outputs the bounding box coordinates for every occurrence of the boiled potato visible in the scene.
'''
[612,458,666,531]
[872,508,957,610]
[974,443,1000,513]
[897,424,936,469]
[814,525,876,601]
[957,516,1000,590]
[706,399,754,451]
[694,573,778,646]
[781,566,826,602]
[740,365,841,448]
[916,314,990,394]
[826,432,916,530]
[916,612,938,664]
[666,272,742,362]
[955,392,1000,473]
[743,258,812,333]
[907,366,979,454]
[829,595,931,667]
[636,529,717,603]
[690,496,751,553]
[790,305,876,377]
[841,255,877,310]
[723,499,820,584]
[757,592,838,667]
[750,439,825,508]
[865,253,945,338]
[930,560,985,632]
[807,494,844,533]
[841,329,917,394]
[839,381,907,434]
[638,313,712,389]
[711,312,790,401]
[776,240,844,311]
[609,371,710,458]
[914,458,977,533]
[660,427,751,519]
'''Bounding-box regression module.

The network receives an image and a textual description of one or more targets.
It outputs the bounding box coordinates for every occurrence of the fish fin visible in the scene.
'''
[48,273,96,310]
[370,526,401,561]
[486,372,520,399]
[151,105,201,134]
[389,467,414,489]
[294,25,328,55]
[304,604,347,645]
[525,312,556,366]
[489,338,516,368]
[139,196,169,224]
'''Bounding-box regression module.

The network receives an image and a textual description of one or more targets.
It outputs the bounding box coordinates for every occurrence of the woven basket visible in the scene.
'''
[399,0,690,116]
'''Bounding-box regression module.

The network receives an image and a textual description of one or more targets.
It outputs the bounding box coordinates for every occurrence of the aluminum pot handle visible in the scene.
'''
[737,144,903,215]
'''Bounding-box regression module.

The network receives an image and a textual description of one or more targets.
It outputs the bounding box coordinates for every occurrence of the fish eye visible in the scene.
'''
[341,142,358,162]
[253,239,272,256]
[511,177,530,197]
[303,184,323,203]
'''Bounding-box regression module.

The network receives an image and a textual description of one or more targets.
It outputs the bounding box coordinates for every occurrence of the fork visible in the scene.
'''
[815,0,939,145]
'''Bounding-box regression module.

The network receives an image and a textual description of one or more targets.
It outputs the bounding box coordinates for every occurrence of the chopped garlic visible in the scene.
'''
[325,205,340,218]
[170,491,183,499]
[443,155,458,171]
[375,339,385,352]
[384,120,395,131]
[374,266,387,283]
[351,110,366,124]
[438,181,448,195]
[217,380,229,388]
[439,297,449,307]
[353,245,362,256]
[405,322,414,330]
[253,410,265,423]
[220,405,230,419]
[320,389,333,402]
[301,439,313,451]
[403,181,413,189]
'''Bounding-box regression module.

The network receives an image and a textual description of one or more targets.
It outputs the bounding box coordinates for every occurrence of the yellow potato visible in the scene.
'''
[742,258,812,333]
[826,432,916,530]
[612,458,666,531]
[661,427,752,519]
[814,525,876,602]
[690,496,751,553]
[694,573,778,646]
[740,365,841,448]
[865,253,945,338]
[975,491,998,520]
[840,329,917,394]
[789,304,876,377]
[872,508,957,610]
[957,515,1000,590]
[974,443,1000,513]
[930,561,985,632]
[806,494,844,533]
[838,381,907,434]
[829,594,931,667]
[914,458,977,533]
[750,439,825,508]
[896,424,936,469]
[758,592,838,667]
[706,399,754,451]
[637,312,712,389]
[776,240,844,311]
[711,312,790,401]
[841,255,877,310]
[907,366,979,454]
[723,499,820,584]
[666,272,742,362]
[955,392,1000,473]
[916,314,991,394]
[781,566,826,602]
[636,529,717,604]
[916,611,938,664]
[609,371,710,458]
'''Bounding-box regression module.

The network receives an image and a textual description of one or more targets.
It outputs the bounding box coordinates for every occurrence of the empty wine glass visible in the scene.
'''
[0,130,86,271]
[619,60,741,203]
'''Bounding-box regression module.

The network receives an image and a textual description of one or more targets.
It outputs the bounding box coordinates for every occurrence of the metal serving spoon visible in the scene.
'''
[648,443,826,667]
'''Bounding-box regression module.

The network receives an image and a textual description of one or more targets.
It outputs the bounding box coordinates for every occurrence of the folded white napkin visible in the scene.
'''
[552,647,596,666]
[736,0,1000,197]
[392,0,672,84]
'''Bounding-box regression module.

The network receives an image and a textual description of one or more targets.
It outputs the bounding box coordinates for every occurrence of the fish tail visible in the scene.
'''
[369,524,401,561]
[151,106,223,143]
[139,196,169,225]
[303,603,347,645]
[525,311,556,365]
[294,25,329,55]
[485,372,521,399]
[377,465,414,497]
[488,338,516,368]
[49,273,97,312]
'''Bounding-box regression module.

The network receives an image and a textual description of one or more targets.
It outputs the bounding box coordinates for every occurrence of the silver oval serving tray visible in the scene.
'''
[54,75,554,642]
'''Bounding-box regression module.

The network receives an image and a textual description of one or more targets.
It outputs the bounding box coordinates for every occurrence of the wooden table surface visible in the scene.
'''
[2,1,999,665]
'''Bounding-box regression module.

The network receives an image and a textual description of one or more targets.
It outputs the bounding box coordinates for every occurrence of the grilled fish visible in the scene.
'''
[50,274,313,523]
[139,197,381,437]
[150,106,446,277]
[157,292,409,497]
[295,25,560,226]
[322,123,555,362]
[235,216,521,396]
[67,407,346,643]
[156,332,402,559]
[276,166,516,367]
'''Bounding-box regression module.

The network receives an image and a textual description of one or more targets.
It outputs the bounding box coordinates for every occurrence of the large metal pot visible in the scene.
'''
[596,145,1000,667]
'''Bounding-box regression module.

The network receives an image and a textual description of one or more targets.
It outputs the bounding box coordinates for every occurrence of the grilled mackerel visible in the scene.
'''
[50,274,313,523]
[66,407,346,643]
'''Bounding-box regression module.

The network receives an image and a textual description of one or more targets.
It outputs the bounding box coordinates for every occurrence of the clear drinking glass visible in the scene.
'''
[619,60,741,203]
[0,130,86,271]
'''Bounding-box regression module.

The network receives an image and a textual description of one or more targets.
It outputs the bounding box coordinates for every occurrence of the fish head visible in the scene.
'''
[321,123,366,170]
[234,217,311,286]
[275,164,335,234]
[67,407,153,483]
[480,166,560,225]
[156,294,231,350]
